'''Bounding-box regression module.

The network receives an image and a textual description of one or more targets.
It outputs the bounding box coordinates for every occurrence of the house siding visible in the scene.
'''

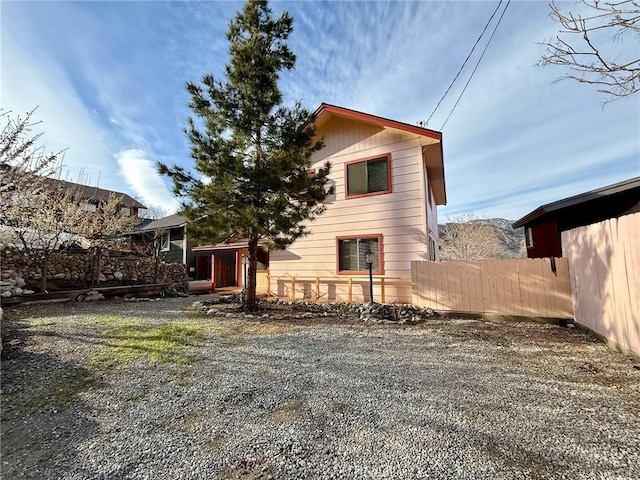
[164,227,185,264]
[269,116,439,303]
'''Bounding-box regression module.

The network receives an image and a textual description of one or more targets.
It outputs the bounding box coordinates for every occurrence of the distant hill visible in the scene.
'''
[438,218,526,260]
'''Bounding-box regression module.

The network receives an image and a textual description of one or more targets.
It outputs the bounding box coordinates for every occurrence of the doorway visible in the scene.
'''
[215,251,236,287]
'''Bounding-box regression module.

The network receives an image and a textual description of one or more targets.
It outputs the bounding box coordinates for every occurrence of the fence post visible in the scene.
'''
[348,278,352,302]
[266,275,270,296]
[291,277,296,300]
[381,277,385,304]
[315,277,320,299]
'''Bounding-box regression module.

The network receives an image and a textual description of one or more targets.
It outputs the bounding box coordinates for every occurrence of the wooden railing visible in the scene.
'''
[263,275,408,303]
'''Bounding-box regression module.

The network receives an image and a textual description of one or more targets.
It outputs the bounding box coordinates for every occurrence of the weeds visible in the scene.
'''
[91,322,207,366]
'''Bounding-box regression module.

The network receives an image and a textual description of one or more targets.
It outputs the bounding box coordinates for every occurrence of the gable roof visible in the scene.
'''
[135,213,187,232]
[43,177,146,209]
[313,103,446,205]
[512,177,640,228]
[314,103,442,140]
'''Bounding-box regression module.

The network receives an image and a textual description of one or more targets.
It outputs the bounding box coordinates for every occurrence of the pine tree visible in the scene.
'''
[159,0,332,311]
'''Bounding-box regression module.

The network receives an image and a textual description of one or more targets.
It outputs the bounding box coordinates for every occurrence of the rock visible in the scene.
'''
[98,273,107,282]
[113,271,124,281]
[191,301,203,310]
[0,279,16,287]
[1,291,11,297]
[53,273,66,279]
[22,290,34,295]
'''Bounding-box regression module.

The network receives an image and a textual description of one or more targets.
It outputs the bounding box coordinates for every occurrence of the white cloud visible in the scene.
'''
[115,149,180,214]
[0,34,118,188]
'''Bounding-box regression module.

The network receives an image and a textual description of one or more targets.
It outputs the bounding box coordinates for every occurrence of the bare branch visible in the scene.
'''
[539,0,640,100]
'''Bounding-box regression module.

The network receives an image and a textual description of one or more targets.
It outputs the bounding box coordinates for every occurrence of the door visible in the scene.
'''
[195,255,211,280]
[215,251,236,287]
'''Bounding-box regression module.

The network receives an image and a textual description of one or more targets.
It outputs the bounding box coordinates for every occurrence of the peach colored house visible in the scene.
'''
[268,103,446,303]
[194,104,446,302]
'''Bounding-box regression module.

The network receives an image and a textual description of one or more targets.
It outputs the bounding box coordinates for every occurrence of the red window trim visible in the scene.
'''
[335,234,384,275]
[344,153,392,199]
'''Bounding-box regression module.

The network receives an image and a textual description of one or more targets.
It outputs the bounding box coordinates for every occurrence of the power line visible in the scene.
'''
[441,0,511,130]
[424,0,504,127]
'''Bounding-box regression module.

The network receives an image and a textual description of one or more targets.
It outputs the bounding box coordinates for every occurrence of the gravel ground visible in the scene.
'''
[1,295,639,480]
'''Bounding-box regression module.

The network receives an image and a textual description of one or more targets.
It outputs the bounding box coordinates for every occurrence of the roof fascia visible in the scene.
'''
[512,176,640,228]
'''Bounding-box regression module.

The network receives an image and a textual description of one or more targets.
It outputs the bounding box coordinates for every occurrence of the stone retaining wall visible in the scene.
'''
[0,246,188,297]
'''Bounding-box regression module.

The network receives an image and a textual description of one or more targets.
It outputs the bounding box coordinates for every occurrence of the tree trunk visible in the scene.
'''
[245,236,259,312]
[153,233,160,284]
[40,253,48,293]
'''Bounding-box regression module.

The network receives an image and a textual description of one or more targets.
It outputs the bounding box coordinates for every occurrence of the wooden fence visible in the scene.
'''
[411,258,573,318]
[562,213,639,357]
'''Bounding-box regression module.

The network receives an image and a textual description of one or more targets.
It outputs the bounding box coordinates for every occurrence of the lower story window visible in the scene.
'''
[337,235,383,274]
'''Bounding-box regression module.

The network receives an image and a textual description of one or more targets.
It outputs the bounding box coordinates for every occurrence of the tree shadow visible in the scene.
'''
[1,314,120,478]
[562,214,638,357]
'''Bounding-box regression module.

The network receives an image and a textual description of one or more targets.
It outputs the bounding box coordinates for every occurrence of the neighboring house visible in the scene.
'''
[135,213,211,280]
[512,177,640,258]
[42,177,146,218]
[194,104,446,302]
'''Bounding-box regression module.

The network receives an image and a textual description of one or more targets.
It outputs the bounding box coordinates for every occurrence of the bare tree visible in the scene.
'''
[78,193,138,286]
[2,183,87,292]
[439,213,501,261]
[1,109,77,292]
[139,204,171,220]
[539,0,640,100]
[1,108,63,219]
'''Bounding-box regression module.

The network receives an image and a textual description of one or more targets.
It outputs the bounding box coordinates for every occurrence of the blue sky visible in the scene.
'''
[2,0,638,221]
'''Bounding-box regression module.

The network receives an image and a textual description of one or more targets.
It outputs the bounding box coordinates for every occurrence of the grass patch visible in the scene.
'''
[92,322,207,366]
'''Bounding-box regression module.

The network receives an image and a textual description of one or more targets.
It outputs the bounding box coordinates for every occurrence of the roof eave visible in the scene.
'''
[314,103,442,141]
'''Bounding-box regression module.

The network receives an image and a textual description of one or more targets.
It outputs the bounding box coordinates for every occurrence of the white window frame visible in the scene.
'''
[160,230,170,252]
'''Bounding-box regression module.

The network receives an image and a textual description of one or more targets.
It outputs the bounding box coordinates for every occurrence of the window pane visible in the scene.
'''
[367,157,389,193]
[358,237,379,271]
[339,239,358,271]
[339,237,380,272]
[347,162,367,196]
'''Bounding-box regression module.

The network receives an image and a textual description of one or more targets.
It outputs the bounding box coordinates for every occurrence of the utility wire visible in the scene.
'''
[441,0,511,130]
[424,0,504,127]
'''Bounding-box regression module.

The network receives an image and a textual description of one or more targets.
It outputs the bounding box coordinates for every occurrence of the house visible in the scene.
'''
[192,234,270,292]
[42,177,146,217]
[195,104,446,303]
[512,177,640,258]
[134,213,211,280]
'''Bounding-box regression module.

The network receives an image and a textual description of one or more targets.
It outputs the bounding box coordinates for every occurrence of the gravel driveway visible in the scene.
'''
[1,296,639,479]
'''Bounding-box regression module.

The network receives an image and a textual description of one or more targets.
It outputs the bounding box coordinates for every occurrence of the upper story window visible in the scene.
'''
[119,206,131,217]
[345,153,391,198]
[337,234,383,274]
[81,202,97,213]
